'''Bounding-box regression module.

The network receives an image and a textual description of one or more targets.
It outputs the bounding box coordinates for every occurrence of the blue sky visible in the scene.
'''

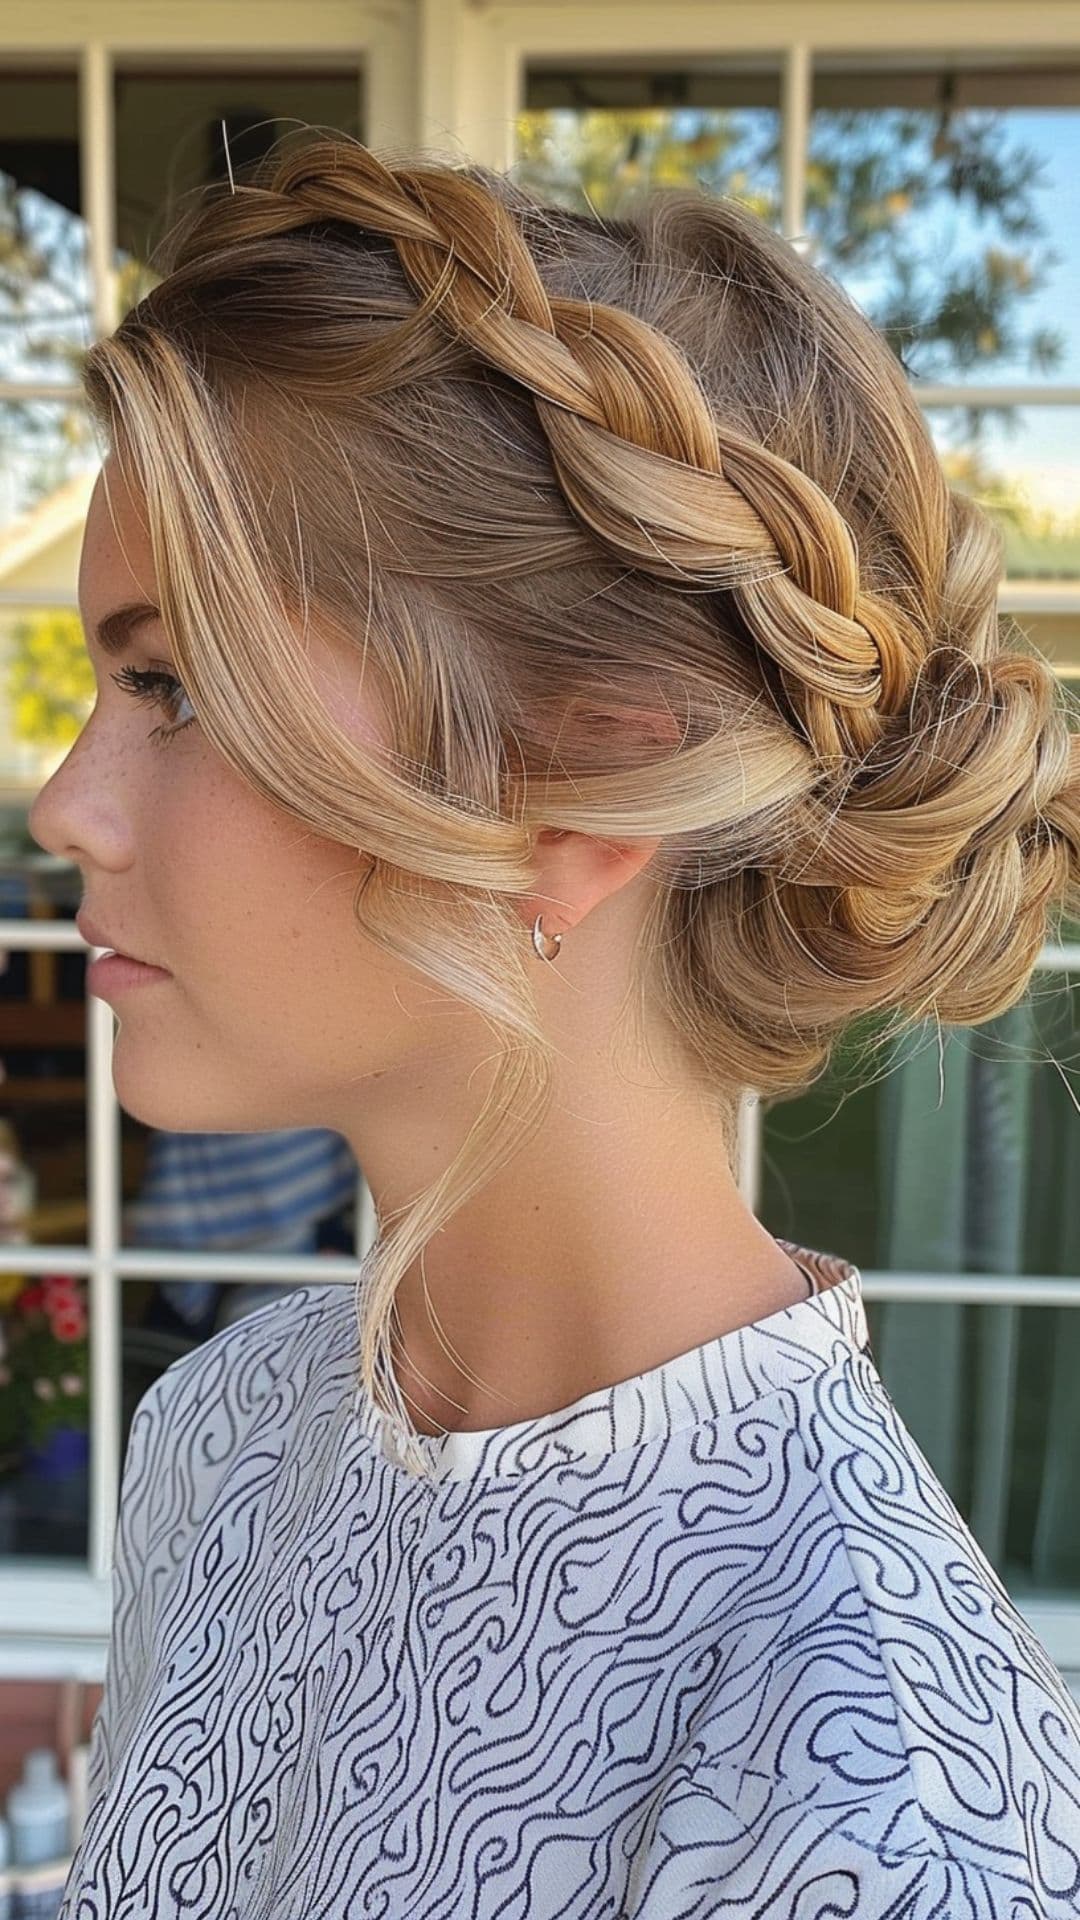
[968,108,1080,518]
[837,107,1080,521]
[525,98,1080,521]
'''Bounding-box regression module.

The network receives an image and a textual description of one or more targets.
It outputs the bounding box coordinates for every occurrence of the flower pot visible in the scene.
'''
[24,1424,90,1476]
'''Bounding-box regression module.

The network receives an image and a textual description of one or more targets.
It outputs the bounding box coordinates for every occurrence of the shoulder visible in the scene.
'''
[114,1280,358,1602]
[145,1278,354,1423]
[723,1342,1080,1914]
[122,1280,358,1524]
[648,1746,1080,1918]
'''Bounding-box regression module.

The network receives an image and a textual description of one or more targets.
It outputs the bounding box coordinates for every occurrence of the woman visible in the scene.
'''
[31,132,1080,1917]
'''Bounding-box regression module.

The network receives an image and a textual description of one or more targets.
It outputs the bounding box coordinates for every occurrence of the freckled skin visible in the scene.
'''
[29,456,808,1435]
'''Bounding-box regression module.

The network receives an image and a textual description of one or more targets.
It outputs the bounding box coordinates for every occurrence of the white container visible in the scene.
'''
[5,1754,69,1869]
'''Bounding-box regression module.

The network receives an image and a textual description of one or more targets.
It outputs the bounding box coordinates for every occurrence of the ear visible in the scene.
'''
[515,697,681,944]
[517,826,664,945]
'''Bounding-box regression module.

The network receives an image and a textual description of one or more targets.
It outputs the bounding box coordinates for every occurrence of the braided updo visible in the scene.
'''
[80,130,1080,1475]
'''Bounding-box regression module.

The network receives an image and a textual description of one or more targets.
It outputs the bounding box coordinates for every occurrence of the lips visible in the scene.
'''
[76,911,167,971]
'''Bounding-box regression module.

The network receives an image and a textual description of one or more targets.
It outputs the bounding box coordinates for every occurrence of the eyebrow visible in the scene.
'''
[88,601,163,659]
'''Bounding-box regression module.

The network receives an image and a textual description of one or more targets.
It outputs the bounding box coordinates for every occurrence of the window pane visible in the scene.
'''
[517,62,781,222]
[115,1122,360,1510]
[926,405,1080,580]
[0,1009,359,1568]
[808,61,1080,389]
[760,970,1080,1598]
[113,65,365,312]
[0,396,100,539]
[0,838,88,1565]
[0,1268,90,1563]
[0,66,92,385]
[0,594,95,791]
[0,851,87,1289]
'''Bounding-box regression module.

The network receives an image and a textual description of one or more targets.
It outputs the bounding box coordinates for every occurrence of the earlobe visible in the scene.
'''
[531,913,563,962]
[521,824,662,956]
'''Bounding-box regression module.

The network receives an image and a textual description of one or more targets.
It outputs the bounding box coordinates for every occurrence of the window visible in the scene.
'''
[2,16,1078,1707]
[517,60,781,221]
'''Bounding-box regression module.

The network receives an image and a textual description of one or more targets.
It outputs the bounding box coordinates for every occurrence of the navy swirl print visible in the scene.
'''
[58,1239,1080,1917]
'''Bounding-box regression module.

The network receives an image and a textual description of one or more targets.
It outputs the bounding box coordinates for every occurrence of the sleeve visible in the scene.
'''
[83,1374,173,1818]
[626,1756,1080,1919]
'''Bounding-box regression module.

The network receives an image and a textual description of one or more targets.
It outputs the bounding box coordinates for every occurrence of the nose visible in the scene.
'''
[26,715,122,872]
[26,738,87,862]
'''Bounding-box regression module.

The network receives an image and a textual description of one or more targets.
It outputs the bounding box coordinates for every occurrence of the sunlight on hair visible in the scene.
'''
[79,128,1080,1479]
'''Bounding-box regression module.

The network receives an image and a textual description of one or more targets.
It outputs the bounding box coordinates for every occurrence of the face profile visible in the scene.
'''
[30,453,474,1142]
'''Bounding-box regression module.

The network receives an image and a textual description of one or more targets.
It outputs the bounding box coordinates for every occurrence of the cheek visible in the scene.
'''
[152,753,406,1046]
[140,769,276,968]
[176,781,366,981]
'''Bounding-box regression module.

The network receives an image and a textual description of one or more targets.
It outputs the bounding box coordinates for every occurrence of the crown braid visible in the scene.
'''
[88,133,1080,1470]
[167,137,924,770]
[131,132,1078,937]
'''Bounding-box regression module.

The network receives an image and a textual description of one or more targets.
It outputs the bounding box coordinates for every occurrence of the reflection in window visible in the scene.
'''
[113,66,365,316]
[0,399,100,542]
[0,68,91,387]
[927,406,1080,582]
[516,64,781,223]
[760,970,1080,1595]
[809,63,1080,390]
[0,70,96,540]
[808,63,1080,596]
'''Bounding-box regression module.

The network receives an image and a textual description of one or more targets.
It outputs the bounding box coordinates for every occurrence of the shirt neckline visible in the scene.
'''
[351,1234,868,1488]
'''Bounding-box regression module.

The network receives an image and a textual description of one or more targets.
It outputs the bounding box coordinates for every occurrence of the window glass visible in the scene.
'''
[0,67,91,386]
[1,63,366,1571]
[809,62,1080,387]
[760,968,1080,1596]
[810,63,1080,591]
[112,65,364,312]
[0,70,97,559]
[925,404,1080,581]
[0,1262,90,1563]
[517,62,781,222]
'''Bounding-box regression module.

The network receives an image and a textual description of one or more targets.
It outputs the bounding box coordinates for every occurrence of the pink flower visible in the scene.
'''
[43,1275,79,1304]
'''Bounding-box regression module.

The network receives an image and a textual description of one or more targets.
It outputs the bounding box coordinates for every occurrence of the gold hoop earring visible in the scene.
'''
[531,913,563,962]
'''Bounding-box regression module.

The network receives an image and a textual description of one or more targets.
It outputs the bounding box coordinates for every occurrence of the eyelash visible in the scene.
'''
[109,664,197,748]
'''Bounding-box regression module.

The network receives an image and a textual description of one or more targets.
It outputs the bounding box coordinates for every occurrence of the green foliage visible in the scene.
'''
[5,608,94,750]
[516,106,778,223]
[515,101,1066,397]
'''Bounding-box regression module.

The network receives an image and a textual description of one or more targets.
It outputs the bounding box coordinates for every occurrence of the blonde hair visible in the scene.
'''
[80,130,1080,1479]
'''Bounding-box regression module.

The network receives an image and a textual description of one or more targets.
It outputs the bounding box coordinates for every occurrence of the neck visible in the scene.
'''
[340,1050,805,1439]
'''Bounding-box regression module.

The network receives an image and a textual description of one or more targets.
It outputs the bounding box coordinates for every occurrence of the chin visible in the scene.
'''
[109,1031,317,1135]
[109,1052,243,1134]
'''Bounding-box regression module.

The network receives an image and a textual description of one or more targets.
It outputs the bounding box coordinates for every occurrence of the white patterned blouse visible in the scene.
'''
[58,1238,1080,1919]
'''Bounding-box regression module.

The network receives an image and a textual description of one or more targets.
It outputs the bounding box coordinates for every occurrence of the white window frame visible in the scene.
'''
[1,1,1079,1698]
